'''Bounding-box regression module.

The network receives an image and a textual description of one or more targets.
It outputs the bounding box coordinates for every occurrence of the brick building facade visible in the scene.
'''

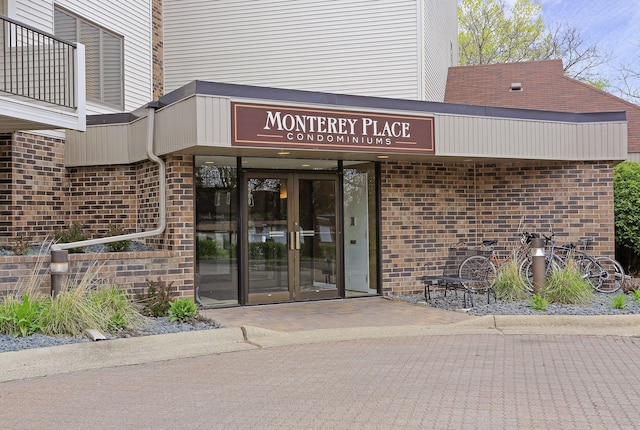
[0,4,628,307]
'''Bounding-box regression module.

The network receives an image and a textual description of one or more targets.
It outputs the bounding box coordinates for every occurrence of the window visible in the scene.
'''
[54,7,123,109]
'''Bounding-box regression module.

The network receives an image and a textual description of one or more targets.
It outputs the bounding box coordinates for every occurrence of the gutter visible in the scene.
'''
[51,105,166,253]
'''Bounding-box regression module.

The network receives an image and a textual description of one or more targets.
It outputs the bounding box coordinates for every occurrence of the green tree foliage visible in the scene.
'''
[459,0,551,65]
[614,161,640,255]
[458,0,609,86]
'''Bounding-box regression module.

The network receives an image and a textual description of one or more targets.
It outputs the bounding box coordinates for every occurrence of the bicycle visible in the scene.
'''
[523,233,625,293]
[457,232,539,287]
[557,237,625,293]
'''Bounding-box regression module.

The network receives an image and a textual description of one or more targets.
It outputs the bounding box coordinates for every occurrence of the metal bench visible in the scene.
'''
[422,274,494,308]
[421,243,496,308]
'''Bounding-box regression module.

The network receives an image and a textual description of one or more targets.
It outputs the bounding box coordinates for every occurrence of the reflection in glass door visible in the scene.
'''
[246,175,290,303]
[297,176,338,300]
[245,172,339,304]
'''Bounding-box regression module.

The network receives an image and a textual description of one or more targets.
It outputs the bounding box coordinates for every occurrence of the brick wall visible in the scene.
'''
[152,0,164,99]
[0,251,191,299]
[137,160,162,245]
[0,132,68,247]
[0,134,12,238]
[0,131,196,299]
[64,155,195,296]
[161,155,195,295]
[380,160,615,296]
[66,164,138,236]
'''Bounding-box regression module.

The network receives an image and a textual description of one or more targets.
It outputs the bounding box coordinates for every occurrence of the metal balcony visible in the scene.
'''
[0,14,85,132]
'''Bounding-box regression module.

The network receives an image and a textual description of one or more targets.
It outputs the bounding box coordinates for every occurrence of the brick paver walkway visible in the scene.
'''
[203,296,471,331]
[2,333,639,429]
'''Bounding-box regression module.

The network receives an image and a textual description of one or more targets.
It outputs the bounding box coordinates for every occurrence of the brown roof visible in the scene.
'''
[445,60,640,153]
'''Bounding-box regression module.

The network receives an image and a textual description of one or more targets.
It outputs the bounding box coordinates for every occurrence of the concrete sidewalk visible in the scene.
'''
[2,297,640,383]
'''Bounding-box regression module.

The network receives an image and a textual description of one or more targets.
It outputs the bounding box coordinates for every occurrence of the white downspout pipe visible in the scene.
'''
[51,105,166,252]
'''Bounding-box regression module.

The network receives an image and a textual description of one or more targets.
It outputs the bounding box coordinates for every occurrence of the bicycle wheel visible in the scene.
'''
[571,254,603,290]
[518,258,533,292]
[587,257,625,293]
[458,255,497,285]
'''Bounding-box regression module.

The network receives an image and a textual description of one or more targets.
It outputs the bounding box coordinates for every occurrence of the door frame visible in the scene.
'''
[240,170,342,305]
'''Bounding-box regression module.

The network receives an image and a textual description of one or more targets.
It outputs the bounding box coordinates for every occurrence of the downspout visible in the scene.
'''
[51,105,166,295]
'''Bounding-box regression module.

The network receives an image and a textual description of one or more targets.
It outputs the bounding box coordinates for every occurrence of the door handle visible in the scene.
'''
[289,231,301,250]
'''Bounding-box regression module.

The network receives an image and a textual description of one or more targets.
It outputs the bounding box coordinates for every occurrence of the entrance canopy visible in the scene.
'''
[66,80,628,167]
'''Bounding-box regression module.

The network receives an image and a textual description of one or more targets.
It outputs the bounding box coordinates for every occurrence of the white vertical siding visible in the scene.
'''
[627,152,640,162]
[422,0,457,102]
[578,122,628,160]
[435,114,626,161]
[155,96,232,156]
[155,97,198,156]
[14,0,152,114]
[65,123,130,166]
[164,0,422,100]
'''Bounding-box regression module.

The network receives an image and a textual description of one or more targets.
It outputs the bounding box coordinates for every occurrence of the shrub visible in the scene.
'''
[612,294,626,310]
[197,236,226,258]
[634,289,640,305]
[87,285,142,332]
[54,223,87,253]
[44,283,143,336]
[614,162,640,274]
[542,260,594,305]
[0,293,47,337]
[104,225,131,252]
[137,279,173,317]
[0,256,143,338]
[529,294,548,311]
[168,298,198,323]
[492,259,529,301]
[248,241,287,260]
[44,283,103,336]
[12,234,31,256]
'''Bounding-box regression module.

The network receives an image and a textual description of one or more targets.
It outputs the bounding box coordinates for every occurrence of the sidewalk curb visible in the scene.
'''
[2,315,639,383]
[0,327,250,383]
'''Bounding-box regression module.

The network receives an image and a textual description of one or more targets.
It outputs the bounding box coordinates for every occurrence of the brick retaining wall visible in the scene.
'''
[0,251,192,298]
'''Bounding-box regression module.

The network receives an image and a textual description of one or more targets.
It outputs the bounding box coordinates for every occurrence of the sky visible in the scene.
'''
[506,0,640,100]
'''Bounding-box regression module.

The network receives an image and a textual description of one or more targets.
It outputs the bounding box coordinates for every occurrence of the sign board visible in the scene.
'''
[231,102,434,154]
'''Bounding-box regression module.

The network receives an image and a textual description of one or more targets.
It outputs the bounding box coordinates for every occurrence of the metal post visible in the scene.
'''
[50,249,69,298]
[530,237,546,294]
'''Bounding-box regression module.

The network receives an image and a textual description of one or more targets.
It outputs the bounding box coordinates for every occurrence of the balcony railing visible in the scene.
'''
[0,15,76,109]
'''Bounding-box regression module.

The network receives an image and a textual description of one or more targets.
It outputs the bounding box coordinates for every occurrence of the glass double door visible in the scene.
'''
[245,172,339,304]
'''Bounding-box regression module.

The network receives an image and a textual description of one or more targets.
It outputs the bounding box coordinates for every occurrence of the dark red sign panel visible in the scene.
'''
[231,102,435,153]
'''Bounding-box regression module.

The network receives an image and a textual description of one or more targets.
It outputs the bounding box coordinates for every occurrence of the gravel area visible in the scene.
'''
[3,289,639,354]
[0,241,155,256]
[390,290,640,316]
[0,315,223,354]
